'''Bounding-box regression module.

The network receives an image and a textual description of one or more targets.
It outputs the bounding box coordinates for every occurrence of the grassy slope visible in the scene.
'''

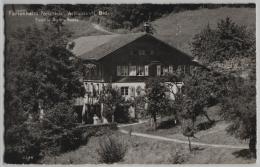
[41,106,254,164]
[41,131,255,164]
[152,7,255,55]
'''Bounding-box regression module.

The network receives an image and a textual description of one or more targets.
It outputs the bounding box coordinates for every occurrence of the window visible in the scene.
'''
[136,65,145,76]
[117,65,129,76]
[123,66,129,76]
[129,66,136,76]
[121,87,129,96]
[162,66,169,75]
[177,65,182,73]
[157,65,161,76]
[138,50,145,55]
[181,65,186,73]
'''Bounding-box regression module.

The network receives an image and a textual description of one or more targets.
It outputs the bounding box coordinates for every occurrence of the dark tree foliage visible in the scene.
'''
[191,17,255,63]
[220,71,256,157]
[4,24,85,163]
[169,68,221,128]
[99,84,126,123]
[145,77,171,129]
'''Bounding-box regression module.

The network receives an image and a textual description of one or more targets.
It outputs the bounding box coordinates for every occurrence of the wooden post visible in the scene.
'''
[188,137,192,152]
[112,106,116,123]
[112,114,115,123]
[100,103,104,123]
[82,102,86,124]
[39,100,44,121]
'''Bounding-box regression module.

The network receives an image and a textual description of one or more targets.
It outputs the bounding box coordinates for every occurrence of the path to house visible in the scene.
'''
[118,122,248,150]
[92,23,115,34]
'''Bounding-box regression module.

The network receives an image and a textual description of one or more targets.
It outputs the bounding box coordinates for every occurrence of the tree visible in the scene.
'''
[182,68,221,124]
[190,24,217,64]
[99,84,125,123]
[145,77,171,129]
[220,71,256,157]
[182,119,197,152]
[191,17,255,64]
[4,24,85,163]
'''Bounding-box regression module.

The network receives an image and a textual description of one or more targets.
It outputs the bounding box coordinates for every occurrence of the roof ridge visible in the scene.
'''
[74,32,145,39]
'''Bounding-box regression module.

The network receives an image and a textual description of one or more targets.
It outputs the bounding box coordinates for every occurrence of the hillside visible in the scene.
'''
[5,15,109,38]
[152,7,255,55]
[4,8,108,38]
[6,7,255,43]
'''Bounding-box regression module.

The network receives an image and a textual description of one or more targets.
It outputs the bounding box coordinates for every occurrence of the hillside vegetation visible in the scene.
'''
[152,7,255,55]
[5,14,108,38]
[6,6,255,44]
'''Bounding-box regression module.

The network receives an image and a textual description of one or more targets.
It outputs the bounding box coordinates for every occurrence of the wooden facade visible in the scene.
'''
[81,34,196,83]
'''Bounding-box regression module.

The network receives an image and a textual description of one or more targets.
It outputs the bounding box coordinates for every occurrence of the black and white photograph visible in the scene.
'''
[2,2,257,164]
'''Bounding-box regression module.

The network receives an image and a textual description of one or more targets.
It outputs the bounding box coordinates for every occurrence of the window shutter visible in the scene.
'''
[169,65,173,73]
[187,65,190,74]
[130,86,135,97]
[157,65,161,76]
[117,66,120,76]
[126,66,129,76]
[145,65,149,76]
[177,65,182,73]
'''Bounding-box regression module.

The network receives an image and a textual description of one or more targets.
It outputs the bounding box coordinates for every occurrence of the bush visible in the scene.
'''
[170,151,186,164]
[4,122,42,164]
[97,135,127,163]
[114,106,130,123]
[60,128,83,152]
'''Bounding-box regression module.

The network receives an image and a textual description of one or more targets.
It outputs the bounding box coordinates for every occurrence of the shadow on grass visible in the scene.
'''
[232,149,254,159]
[157,118,178,129]
[196,120,216,131]
[191,146,205,152]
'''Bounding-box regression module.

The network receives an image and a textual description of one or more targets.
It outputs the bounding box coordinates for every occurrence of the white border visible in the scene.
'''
[0,1,258,167]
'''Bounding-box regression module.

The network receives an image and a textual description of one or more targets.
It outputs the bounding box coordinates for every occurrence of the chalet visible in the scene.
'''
[68,29,201,124]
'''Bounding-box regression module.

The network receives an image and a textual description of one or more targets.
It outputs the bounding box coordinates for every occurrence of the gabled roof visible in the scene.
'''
[69,33,146,60]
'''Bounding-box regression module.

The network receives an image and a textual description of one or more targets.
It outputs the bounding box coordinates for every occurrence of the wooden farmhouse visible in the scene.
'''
[68,30,201,124]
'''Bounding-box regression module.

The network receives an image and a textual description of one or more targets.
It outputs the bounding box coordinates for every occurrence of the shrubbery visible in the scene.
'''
[4,122,42,163]
[97,135,127,164]
[191,17,255,64]
[4,119,85,163]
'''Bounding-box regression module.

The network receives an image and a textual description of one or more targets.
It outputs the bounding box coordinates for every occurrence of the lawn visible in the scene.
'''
[41,130,255,164]
[122,105,248,147]
[41,104,254,164]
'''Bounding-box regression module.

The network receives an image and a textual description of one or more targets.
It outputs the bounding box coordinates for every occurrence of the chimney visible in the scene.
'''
[144,22,152,34]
